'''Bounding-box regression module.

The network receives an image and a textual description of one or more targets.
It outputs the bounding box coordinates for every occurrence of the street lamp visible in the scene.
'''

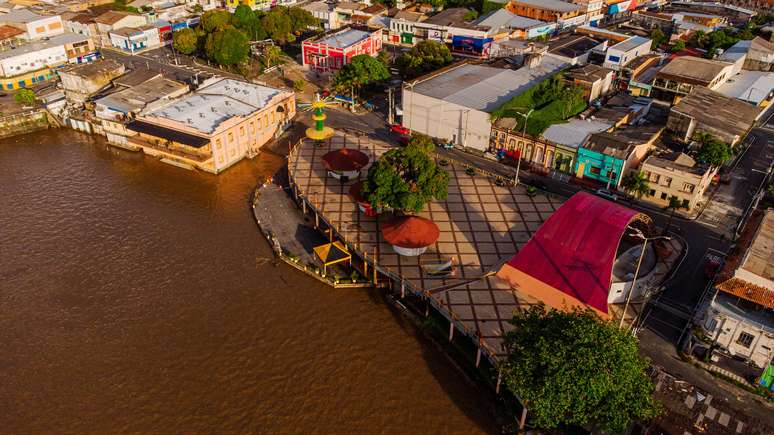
[513,108,534,185]
[619,228,672,329]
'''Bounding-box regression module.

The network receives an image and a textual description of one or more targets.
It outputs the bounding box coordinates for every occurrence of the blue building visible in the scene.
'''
[574,124,663,188]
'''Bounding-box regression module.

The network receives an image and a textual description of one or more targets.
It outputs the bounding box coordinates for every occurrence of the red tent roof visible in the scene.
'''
[322,148,370,172]
[497,192,647,316]
[381,215,440,249]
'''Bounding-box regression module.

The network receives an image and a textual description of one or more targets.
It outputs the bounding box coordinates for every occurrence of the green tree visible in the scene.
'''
[501,305,660,433]
[670,40,686,53]
[14,88,35,105]
[362,134,449,213]
[173,28,198,55]
[559,85,585,118]
[621,171,651,199]
[333,54,389,102]
[261,44,282,68]
[232,4,255,29]
[396,40,453,78]
[695,132,732,166]
[191,4,203,13]
[463,9,478,21]
[205,28,249,66]
[664,195,688,234]
[261,10,294,42]
[376,50,391,66]
[287,6,318,32]
[200,9,232,33]
[650,27,666,50]
[293,79,305,91]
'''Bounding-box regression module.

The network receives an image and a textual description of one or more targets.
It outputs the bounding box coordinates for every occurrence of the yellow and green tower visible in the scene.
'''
[305,97,334,142]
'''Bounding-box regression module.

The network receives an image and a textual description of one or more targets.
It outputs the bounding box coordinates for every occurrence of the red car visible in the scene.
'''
[390,124,410,136]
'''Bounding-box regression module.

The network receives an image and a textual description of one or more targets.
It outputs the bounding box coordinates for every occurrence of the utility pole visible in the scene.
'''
[387,86,393,125]
[620,229,671,329]
[514,108,534,185]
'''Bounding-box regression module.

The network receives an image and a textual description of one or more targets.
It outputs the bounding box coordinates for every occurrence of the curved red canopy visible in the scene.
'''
[497,192,648,316]
[322,148,369,172]
[382,215,440,249]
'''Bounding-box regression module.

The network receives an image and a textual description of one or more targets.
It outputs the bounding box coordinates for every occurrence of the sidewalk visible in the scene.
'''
[639,328,774,430]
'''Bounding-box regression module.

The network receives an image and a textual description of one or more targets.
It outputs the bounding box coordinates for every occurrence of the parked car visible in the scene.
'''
[390,124,410,136]
[594,189,619,202]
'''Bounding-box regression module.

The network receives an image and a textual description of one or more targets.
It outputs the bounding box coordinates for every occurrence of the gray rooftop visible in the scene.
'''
[542,118,612,149]
[317,28,372,49]
[610,36,651,53]
[473,8,548,30]
[96,75,187,113]
[718,39,751,63]
[149,79,285,134]
[716,71,774,105]
[511,0,580,12]
[0,8,50,23]
[409,57,567,113]
[0,32,89,61]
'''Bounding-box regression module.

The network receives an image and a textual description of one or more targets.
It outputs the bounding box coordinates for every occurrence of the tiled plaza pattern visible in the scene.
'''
[288,132,565,358]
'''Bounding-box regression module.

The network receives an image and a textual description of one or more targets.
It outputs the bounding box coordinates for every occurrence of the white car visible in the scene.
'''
[594,189,619,202]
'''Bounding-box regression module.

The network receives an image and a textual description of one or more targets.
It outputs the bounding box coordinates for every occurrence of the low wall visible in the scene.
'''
[0,109,51,139]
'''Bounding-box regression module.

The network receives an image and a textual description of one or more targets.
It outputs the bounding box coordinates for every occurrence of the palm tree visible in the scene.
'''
[621,171,651,199]
[664,195,687,235]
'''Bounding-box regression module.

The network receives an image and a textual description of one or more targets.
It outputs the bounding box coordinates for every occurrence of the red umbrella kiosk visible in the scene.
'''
[381,215,440,256]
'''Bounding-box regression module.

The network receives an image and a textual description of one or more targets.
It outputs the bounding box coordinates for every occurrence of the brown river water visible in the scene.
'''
[0,130,497,434]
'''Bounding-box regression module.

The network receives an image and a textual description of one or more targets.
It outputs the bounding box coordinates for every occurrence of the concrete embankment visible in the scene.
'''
[0,109,53,139]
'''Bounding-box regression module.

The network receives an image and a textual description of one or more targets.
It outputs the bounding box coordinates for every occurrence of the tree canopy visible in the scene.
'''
[333,54,390,97]
[362,134,449,213]
[200,10,231,33]
[621,171,651,199]
[173,28,198,55]
[650,28,667,50]
[502,306,660,433]
[183,6,317,68]
[695,132,732,166]
[205,28,250,66]
[396,40,453,78]
[14,88,35,105]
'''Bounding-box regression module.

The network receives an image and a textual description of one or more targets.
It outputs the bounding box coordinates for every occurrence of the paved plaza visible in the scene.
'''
[288,132,565,357]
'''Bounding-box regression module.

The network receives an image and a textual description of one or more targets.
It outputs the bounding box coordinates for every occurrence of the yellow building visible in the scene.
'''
[506,0,582,22]
[127,79,296,173]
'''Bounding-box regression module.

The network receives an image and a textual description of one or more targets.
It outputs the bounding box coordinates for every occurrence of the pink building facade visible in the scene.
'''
[302,27,383,74]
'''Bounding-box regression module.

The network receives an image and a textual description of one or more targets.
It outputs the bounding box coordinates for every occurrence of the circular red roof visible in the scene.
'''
[322,148,369,172]
[381,215,439,249]
[349,180,369,204]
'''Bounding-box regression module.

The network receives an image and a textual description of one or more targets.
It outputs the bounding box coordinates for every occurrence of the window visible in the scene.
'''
[249,121,254,133]
[660,192,667,200]
[705,318,717,333]
[682,199,689,208]
[590,166,601,175]
[215,139,222,150]
[737,332,755,348]
[683,183,695,193]
[649,189,655,196]
[228,132,233,142]
[662,176,672,187]
[239,126,245,136]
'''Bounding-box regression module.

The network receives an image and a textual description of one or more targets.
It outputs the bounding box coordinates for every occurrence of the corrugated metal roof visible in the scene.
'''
[717,71,774,105]
[609,36,651,53]
[542,118,612,149]
[410,57,567,113]
[318,28,371,49]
